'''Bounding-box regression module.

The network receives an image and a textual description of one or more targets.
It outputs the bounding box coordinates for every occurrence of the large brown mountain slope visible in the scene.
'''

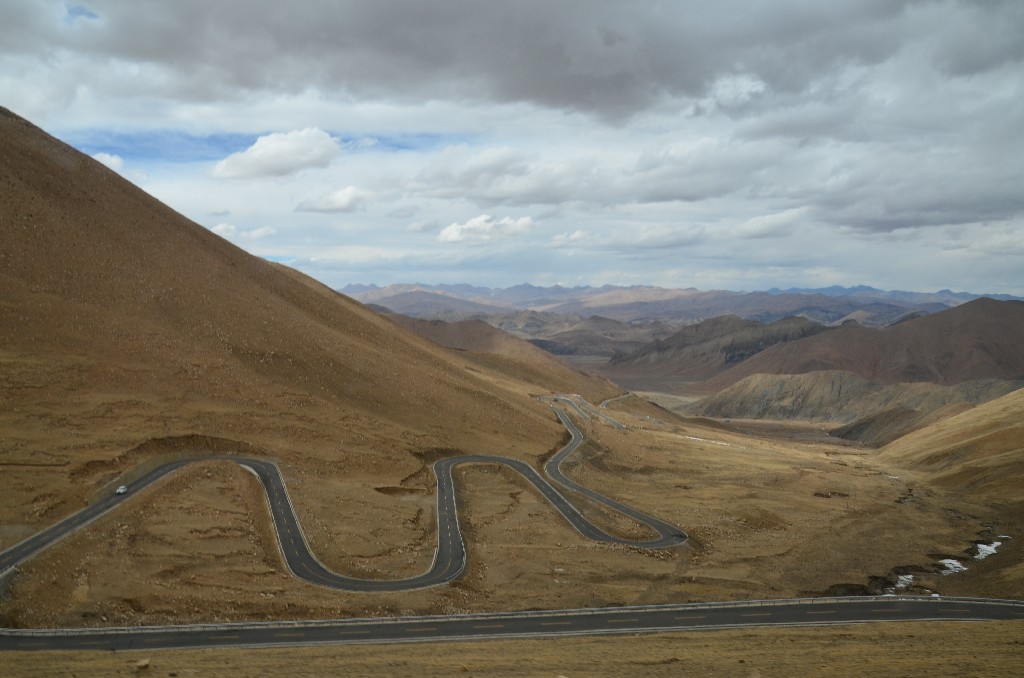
[702,298,1024,390]
[609,315,832,382]
[380,314,619,400]
[688,370,1021,445]
[0,107,562,531]
[537,316,677,357]
[880,388,1024,504]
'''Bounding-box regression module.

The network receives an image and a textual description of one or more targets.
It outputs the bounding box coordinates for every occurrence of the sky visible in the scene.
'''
[3,1,1023,294]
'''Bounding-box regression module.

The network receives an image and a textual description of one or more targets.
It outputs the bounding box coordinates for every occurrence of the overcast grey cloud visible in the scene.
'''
[2,0,1022,293]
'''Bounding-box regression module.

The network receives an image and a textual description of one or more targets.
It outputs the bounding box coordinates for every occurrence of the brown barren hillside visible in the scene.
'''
[880,388,1024,503]
[702,298,1024,389]
[610,315,832,381]
[0,106,562,534]
[687,371,1021,445]
[538,315,676,357]
[691,371,1019,423]
[382,314,620,400]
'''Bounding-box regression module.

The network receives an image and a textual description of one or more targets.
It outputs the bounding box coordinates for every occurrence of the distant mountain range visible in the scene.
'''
[613,297,1024,445]
[764,285,1023,304]
[342,282,1022,327]
[354,279,1024,447]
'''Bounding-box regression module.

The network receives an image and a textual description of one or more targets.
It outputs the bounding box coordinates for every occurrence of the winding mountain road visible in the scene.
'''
[2,401,1020,652]
[0,406,684,594]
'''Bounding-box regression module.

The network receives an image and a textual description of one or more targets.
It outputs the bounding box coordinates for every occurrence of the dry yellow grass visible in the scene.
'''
[3,621,1023,677]
[881,388,1024,501]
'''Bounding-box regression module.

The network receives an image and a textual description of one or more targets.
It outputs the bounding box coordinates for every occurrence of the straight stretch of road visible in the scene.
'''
[0,406,685,595]
[3,596,1022,651]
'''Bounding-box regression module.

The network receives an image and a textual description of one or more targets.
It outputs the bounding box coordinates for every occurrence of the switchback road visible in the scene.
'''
[0,406,684,595]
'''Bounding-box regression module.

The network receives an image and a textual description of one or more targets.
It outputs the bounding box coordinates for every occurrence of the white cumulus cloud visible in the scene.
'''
[91,152,124,172]
[438,215,534,243]
[212,128,340,179]
[296,186,372,213]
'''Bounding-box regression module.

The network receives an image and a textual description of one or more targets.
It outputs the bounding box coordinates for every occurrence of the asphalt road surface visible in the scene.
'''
[3,596,1022,651]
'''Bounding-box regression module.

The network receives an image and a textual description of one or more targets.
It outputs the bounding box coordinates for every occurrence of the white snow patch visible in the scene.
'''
[974,542,1001,560]
[939,559,967,575]
[884,574,915,594]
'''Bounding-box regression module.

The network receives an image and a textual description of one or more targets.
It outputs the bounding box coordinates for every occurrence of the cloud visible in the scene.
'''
[241,226,277,240]
[438,215,534,243]
[412,145,612,207]
[552,229,586,246]
[407,220,440,233]
[388,204,420,219]
[5,2,1023,294]
[5,1,1023,125]
[209,223,275,240]
[734,208,807,239]
[631,137,781,203]
[212,128,339,179]
[91,152,124,172]
[601,224,707,253]
[296,186,372,213]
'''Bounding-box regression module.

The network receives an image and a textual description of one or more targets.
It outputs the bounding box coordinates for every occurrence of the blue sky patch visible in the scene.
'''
[340,132,468,153]
[64,129,259,164]
[64,128,468,165]
[64,4,99,24]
